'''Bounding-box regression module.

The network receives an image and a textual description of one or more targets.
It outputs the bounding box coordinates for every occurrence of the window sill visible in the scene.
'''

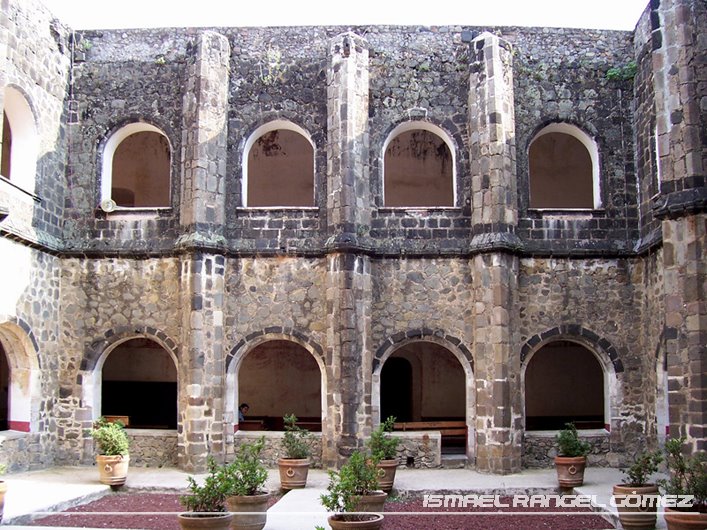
[528,208,604,217]
[378,206,462,214]
[101,207,173,218]
[239,206,319,211]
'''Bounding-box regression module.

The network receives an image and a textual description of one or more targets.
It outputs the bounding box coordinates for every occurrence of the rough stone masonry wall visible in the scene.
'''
[0,0,71,470]
[56,257,182,465]
[518,257,653,467]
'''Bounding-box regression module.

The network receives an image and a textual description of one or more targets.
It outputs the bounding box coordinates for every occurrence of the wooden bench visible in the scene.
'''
[394,420,467,447]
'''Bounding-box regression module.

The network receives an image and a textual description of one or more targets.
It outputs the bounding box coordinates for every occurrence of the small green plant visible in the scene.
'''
[90,417,129,456]
[659,437,707,512]
[80,40,93,51]
[366,416,400,461]
[320,451,380,514]
[620,449,663,486]
[556,423,591,457]
[282,414,314,460]
[606,61,637,81]
[180,456,227,513]
[220,436,268,497]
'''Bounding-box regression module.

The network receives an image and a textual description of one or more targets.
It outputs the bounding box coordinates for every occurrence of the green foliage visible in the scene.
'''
[366,416,400,461]
[606,61,637,81]
[659,437,707,511]
[180,457,227,513]
[220,436,268,497]
[281,414,314,460]
[556,423,591,457]
[621,449,662,486]
[90,417,129,456]
[320,451,380,514]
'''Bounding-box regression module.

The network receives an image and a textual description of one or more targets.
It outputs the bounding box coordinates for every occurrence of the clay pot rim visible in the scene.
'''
[177,512,233,519]
[328,513,385,522]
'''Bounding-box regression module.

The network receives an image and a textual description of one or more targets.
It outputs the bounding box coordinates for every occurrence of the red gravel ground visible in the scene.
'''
[30,492,615,529]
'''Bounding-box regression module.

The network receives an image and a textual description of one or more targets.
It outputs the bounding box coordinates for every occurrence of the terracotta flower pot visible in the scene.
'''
[278,458,310,489]
[96,454,129,487]
[376,459,398,493]
[352,490,387,513]
[327,513,384,530]
[612,483,659,530]
[554,455,587,488]
[664,506,707,530]
[177,512,233,530]
[225,491,271,530]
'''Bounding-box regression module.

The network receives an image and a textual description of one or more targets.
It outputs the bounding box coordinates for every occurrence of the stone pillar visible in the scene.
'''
[178,253,227,471]
[178,31,230,244]
[177,31,230,471]
[468,32,522,473]
[652,0,706,453]
[323,32,372,466]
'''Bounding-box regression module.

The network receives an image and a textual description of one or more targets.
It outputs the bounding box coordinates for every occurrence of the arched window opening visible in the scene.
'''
[101,338,177,429]
[1,87,39,192]
[245,125,314,207]
[528,123,600,209]
[0,342,8,431]
[383,341,466,453]
[525,341,604,430]
[238,340,321,431]
[384,127,454,207]
[101,124,171,209]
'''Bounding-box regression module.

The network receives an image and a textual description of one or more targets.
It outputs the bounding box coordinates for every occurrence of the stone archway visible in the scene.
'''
[373,330,475,460]
[0,316,41,433]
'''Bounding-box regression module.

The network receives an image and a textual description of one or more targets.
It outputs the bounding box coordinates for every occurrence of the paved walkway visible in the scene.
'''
[0,465,668,529]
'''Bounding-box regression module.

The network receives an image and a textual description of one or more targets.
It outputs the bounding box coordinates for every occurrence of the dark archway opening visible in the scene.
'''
[381,357,412,422]
[102,338,177,429]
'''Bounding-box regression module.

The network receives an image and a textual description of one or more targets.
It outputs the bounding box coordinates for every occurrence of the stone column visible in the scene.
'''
[652,0,706,453]
[178,253,227,471]
[178,31,230,244]
[177,31,230,471]
[323,32,373,466]
[468,32,522,473]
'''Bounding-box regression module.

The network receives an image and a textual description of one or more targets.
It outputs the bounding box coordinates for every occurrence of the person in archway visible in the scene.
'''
[238,403,250,422]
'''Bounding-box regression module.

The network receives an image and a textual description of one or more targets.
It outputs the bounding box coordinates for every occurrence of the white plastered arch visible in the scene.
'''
[2,86,39,194]
[241,120,315,207]
[85,335,179,421]
[0,321,41,432]
[381,120,458,206]
[529,122,602,209]
[100,122,171,207]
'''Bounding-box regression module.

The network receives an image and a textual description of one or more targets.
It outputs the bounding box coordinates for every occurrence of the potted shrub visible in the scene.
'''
[178,457,233,530]
[90,417,130,487]
[554,422,591,488]
[612,448,662,530]
[278,413,315,489]
[320,450,386,529]
[659,437,707,530]
[366,416,400,493]
[222,436,271,530]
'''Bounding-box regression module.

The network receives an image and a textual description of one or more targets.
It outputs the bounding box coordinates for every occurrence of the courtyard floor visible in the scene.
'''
[0,465,668,529]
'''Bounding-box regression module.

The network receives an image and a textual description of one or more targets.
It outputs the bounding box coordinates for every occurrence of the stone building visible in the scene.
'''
[0,0,703,474]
